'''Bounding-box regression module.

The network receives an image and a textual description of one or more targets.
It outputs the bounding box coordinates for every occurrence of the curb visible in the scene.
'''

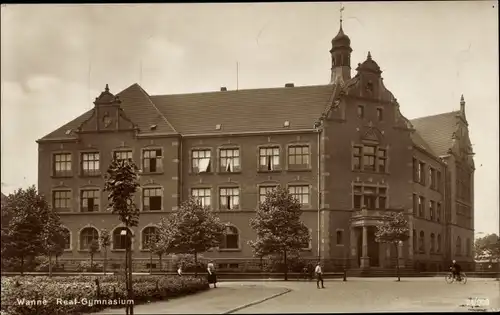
[223,288,292,314]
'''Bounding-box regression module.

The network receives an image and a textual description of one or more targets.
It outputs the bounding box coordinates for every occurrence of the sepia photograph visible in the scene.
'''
[1,1,499,314]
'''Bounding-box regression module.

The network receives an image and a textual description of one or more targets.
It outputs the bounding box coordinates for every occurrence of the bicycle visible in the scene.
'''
[445,271,467,284]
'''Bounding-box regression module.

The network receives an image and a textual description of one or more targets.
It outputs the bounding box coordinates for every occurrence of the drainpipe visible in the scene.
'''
[314,120,323,262]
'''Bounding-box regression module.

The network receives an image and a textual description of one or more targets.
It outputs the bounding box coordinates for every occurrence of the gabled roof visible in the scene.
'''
[149,84,335,135]
[410,111,459,157]
[38,83,178,141]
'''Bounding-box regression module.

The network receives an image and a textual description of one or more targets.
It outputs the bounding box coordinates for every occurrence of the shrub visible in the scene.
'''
[1,275,208,315]
[263,254,307,273]
[171,254,207,272]
[33,256,65,272]
[76,260,103,272]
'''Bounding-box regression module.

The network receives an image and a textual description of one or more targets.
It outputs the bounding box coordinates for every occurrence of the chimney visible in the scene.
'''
[285,83,294,88]
[220,87,227,91]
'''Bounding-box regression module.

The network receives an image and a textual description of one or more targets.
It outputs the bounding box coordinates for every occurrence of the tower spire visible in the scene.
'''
[329,3,351,84]
[460,94,465,114]
[340,2,344,28]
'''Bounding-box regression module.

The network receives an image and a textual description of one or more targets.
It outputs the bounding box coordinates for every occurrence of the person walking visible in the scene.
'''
[315,262,325,289]
[207,261,217,288]
[177,265,183,277]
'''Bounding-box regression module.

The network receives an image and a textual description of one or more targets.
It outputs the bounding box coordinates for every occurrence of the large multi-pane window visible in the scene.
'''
[288,145,310,169]
[113,227,132,250]
[192,149,211,173]
[81,152,100,176]
[353,145,387,173]
[353,185,387,209]
[142,149,163,173]
[53,153,72,177]
[219,187,240,210]
[80,227,98,250]
[220,148,240,172]
[114,150,133,162]
[289,185,310,206]
[259,186,277,203]
[412,194,418,215]
[219,226,239,250]
[192,188,211,208]
[80,190,99,212]
[53,190,71,212]
[418,162,426,185]
[418,196,425,217]
[143,188,162,211]
[142,226,159,249]
[259,147,280,171]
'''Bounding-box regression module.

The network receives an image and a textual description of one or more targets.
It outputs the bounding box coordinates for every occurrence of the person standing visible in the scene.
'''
[315,262,325,289]
[177,265,183,277]
[207,261,217,288]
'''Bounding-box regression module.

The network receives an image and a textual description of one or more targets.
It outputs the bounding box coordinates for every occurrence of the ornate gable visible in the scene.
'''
[359,124,384,144]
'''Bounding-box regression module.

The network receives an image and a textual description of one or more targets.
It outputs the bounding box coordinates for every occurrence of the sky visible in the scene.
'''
[1,2,498,234]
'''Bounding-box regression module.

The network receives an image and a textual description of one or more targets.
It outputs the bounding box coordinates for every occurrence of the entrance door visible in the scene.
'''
[357,228,362,266]
[368,227,380,267]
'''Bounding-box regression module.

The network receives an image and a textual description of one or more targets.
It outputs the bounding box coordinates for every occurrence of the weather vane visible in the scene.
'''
[340,2,345,26]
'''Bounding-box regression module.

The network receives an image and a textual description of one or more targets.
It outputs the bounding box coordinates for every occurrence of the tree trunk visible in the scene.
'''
[103,247,107,274]
[20,256,24,276]
[149,251,153,274]
[283,250,288,281]
[158,254,162,272]
[394,243,400,282]
[194,252,198,277]
[90,253,94,272]
[127,232,134,315]
[49,253,53,277]
[124,247,129,315]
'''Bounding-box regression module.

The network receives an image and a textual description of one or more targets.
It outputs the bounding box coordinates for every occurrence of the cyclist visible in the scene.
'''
[449,260,462,281]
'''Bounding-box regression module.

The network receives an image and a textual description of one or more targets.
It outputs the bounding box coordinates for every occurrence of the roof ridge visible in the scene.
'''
[149,83,332,98]
[127,83,179,134]
[410,110,460,121]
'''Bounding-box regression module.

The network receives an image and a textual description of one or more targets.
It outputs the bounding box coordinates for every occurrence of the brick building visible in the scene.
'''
[37,23,475,272]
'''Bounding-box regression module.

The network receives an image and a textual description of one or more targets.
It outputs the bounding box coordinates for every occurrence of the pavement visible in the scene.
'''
[93,278,500,314]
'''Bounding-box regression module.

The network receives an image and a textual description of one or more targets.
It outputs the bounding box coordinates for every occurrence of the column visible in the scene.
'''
[360,226,370,268]
[350,228,358,268]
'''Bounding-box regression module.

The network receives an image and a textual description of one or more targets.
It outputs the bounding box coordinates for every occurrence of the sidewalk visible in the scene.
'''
[92,283,290,314]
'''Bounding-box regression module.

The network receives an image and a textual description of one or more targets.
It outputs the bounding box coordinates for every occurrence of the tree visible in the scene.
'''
[1,187,47,274]
[104,158,140,315]
[146,233,168,272]
[159,197,225,277]
[375,211,410,281]
[475,234,500,280]
[99,229,111,274]
[248,186,309,281]
[89,240,99,271]
[40,207,66,277]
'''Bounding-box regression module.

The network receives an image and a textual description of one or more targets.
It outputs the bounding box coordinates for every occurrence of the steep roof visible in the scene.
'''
[149,84,335,135]
[410,111,459,156]
[39,84,177,141]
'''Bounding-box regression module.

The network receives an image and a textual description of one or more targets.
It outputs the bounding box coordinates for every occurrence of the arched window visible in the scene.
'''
[113,227,132,250]
[466,238,471,257]
[419,231,425,253]
[219,225,239,250]
[80,227,98,250]
[456,236,462,256]
[437,234,441,253]
[142,226,159,249]
[413,229,417,253]
[62,228,71,250]
[430,233,435,253]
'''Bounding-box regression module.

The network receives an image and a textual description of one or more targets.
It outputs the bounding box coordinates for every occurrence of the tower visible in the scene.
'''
[329,9,352,85]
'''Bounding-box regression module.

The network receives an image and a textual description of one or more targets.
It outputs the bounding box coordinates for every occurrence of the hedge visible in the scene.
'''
[1,275,209,315]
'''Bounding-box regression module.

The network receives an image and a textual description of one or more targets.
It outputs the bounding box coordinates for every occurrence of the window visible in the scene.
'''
[53,153,72,177]
[429,200,435,221]
[418,196,425,217]
[192,149,211,173]
[80,190,99,212]
[437,234,441,253]
[288,145,310,169]
[143,188,162,211]
[353,145,387,173]
[418,162,425,185]
[259,186,277,203]
[336,230,343,245]
[456,236,462,256]
[357,105,364,118]
[430,233,435,253]
[81,152,100,176]
[289,185,310,206]
[436,171,442,192]
[114,150,133,162]
[466,238,471,257]
[219,187,240,210]
[192,188,211,208]
[219,226,239,249]
[80,227,98,250]
[412,158,418,182]
[429,168,436,189]
[301,228,312,250]
[53,190,71,212]
[142,226,159,249]
[413,230,417,253]
[62,228,71,250]
[220,148,240,172]
[142,149,163,173]
[412,194,418,215]
[419,231,425,253]
[113,227,132,250]
[259,147,280,171]
[437,202,442,222]
[352,185,387,209]
[376,108,383,121]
